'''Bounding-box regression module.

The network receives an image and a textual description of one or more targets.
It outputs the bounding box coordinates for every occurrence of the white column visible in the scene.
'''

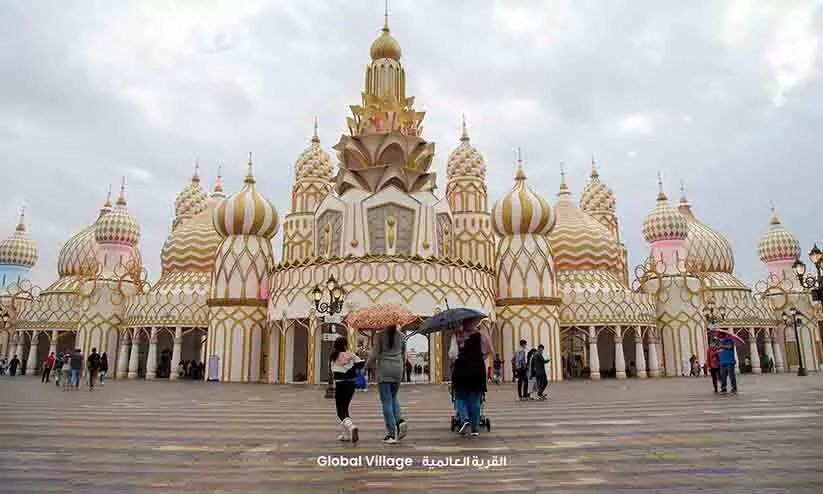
[170,327,182,380]
[635,327,647,378]
[145,328,158,380]
[614,327,627,379]
[773,331,785,373]
[749,329,761,374]
[648,334,661,377]
[48,331,57,356]
[26,331,39,376]
[588,326,600,380]
[127,330,140,379]
[116,332,130,379]
[13,333,23,363]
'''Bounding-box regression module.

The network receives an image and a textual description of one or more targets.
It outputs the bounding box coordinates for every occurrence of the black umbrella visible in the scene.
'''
[413,308,486,336]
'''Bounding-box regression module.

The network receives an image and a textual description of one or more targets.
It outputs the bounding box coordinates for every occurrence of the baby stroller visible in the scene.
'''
[449,380,492,432]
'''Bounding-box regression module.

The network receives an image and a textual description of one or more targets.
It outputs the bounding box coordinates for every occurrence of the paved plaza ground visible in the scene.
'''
[0,374,822,494]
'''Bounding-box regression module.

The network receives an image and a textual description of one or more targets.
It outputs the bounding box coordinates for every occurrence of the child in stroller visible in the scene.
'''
[448,347,491,433]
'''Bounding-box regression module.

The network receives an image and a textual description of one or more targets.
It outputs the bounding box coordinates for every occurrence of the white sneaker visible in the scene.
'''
[383,435,397,444]
[337,432,349,441]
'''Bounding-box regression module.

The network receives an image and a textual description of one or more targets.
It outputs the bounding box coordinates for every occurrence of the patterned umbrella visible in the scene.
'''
[345,303,417,330]
[708,327,745,345]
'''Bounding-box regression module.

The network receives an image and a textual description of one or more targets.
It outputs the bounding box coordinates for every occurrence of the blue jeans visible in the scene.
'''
[720,363,737,392]
[378,382,402,437]
[70,369,80,388]
[454,391,481,432]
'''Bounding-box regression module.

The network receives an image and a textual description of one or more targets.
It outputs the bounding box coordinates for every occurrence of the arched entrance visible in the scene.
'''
[560,327,588,379]
[596,327,617,378]
[285,319,309,382]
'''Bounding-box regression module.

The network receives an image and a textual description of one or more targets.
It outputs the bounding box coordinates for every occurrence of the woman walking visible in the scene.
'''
[452,333,487,436]
[366,325,408,444]
[330,337,362,443]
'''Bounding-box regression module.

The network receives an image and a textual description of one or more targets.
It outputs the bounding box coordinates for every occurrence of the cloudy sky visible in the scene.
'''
[1,0,821,290]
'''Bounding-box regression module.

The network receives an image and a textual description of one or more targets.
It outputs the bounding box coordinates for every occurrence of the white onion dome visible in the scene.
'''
[642,174,688,243]
[0,209,38,269]
[678,184,734,273]
[579,157,616,213]
[757,206,801,263]
[295,123,333,181]
[446,118,486,180]
[95,180,141,247]
[173,163,209,229]
[549,170,621,272]
[57,191,112,277]
[492,163,555,236]
[213,155,279,239]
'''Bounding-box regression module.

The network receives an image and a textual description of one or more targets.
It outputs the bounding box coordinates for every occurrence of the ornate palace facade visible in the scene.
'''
[1,15,820,383]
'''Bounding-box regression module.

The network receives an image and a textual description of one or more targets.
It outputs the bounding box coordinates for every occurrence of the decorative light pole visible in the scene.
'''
[312,275,345,398]
[703,298,727,326]
[782,308,806,377]
[793,245,823,302]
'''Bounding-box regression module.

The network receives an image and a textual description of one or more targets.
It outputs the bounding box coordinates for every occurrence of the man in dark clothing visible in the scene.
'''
[512,340,528,400]
[9,355,20,376]
[70,349,83,389]
[532,344,550,400]
[452,333,487,436]
[99,352,109,386]
[87,348,101,390]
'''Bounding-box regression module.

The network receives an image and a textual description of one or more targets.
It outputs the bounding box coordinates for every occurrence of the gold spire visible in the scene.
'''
[192,156,201,183]
[590,153,599,178]
[15,206,26,232]
[679,179,689,205]
[656,171,667,201]
[244,152,255,184]
[769,202,781,225]
[99,185,113,217]
[116,176,127,206]
[213,164,224,195]
[311,116,320,144]
[460,114,469,142]
[558,162,570,196]
[370,0,401,61]
[514,148,526,181]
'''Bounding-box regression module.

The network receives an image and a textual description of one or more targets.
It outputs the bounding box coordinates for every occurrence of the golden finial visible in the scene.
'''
[514,148,526,181]
[590,153,599,178]
[213,164,224,194]
[104,184,112,207]
[116,176,127,206]
[383,0,390,32]
[460,114,469,141]
[679,179,689,205]
[192,156,201,182]
[558,162,569,195]
[15,205,26,232]
[311,116,320,143]
[656,171,667,201]
[245,152,255,184]
[769,201,780,225]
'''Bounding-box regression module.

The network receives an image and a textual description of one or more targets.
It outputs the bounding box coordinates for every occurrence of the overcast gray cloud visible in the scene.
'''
[1,0,821,289]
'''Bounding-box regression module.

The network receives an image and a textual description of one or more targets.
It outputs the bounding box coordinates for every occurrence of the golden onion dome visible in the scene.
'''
[492,157,555,236]
[0,208,38,269]
[213,154,279,239]
[446,117,486,180]
[579,157,616,213]
[642,174,688,243]
[174,162,209,229]
[678,184,734,273]
[95,179,141,247]
[295,121,333,181]
[757,206,800,263]
[161,202,221,273]
[549,169,621,272]
[57,190,112,277]
[370,16,401,61]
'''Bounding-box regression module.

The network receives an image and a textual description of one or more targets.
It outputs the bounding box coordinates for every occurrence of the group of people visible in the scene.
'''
[0,348,107,390]
[511,340,550,401]
[176,360,205,380]
[0,355,21,376]
[330,325,408,444]
[704,333,738,394]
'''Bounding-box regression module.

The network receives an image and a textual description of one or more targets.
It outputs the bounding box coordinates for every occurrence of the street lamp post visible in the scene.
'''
[793,245,823,302]
[703,298,727,327]
[312,276,346,399]
[782,308,806,377]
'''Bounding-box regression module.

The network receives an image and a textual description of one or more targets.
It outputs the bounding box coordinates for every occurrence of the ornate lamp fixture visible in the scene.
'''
[312,275,346,398]
[781,307,806,377]
[793,245,823,302]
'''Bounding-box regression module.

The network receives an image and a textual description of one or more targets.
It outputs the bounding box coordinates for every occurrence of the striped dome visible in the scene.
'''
[0,210,38,268]
[642,177,687,243]
[57,193,112,277]
[295,126,333,181]
[162,199,222,272]
[213,157,279,239]
[95,182,140,247]
[174,166,209,229]
[579,159,615,213]
[549,175,621,272]
[678,189,734,273]
[757,208,800,263]
[446,120,486,180]
[492,166,554,236]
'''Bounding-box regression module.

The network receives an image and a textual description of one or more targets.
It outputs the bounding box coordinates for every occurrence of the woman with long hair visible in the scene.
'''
[366,324,407,444]
[330,336,363,442]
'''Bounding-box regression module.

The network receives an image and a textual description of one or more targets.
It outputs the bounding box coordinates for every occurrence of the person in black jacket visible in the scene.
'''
[452,333,487,436]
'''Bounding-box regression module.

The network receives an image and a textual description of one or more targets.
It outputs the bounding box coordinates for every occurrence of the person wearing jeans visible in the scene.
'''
[366,325,407,444]
[512,340,528,400]
[717,335,737,393]
[452,333,486,435]
[69,349,83,390]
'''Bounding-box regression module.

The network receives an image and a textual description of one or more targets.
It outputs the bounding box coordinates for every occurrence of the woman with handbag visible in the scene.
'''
[330,337,363,442]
